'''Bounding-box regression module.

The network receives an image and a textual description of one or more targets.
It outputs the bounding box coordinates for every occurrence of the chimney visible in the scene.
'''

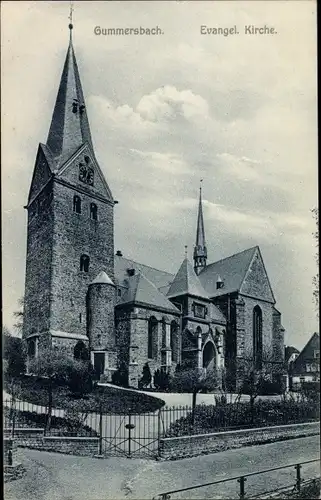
[116,250,123,257]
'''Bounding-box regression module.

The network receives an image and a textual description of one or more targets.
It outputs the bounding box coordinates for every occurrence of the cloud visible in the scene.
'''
[136,85,209,122]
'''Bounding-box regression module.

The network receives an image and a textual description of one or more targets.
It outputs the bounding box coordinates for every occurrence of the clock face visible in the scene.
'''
[79,163,94,185]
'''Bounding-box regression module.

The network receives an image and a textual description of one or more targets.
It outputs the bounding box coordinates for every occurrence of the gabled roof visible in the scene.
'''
[90,271,114,286]
[46,37,93,165]
[292,332,320,372]
[119,271,180,314]
[199,246,257,297]
[115,255,174,292]
[167,258,209,300]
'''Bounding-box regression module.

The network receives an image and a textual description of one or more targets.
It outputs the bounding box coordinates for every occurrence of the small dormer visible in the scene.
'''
[127,268,135,277]
[216,275,224,289]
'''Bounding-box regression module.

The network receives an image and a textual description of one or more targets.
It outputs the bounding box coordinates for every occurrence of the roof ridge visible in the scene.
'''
[205,245,258,269]
[116,255,174,277]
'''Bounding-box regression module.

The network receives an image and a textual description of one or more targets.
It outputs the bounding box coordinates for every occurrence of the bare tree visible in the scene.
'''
[232,350,286,422]
[171,362,219,424]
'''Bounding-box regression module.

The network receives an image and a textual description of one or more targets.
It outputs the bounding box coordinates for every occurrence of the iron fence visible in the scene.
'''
[3,398,319,455]
[3,399,97,437]
[161,401,319,437]
[153,459,320,499]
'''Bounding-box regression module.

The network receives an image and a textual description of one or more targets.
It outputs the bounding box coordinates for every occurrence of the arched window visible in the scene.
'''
[28,339,36,359]
[170,320,179,363]
[80,254,90,272]
[74,341,89,361]
[90,203,98,220]
[203,341,215,370]
[253,305,263,370]
[148,316,158,359]
[73,195,81,214]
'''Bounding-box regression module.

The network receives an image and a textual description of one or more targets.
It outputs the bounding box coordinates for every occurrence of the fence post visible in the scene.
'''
[295,464,302,492]
[157,408,161,457]
[237,476,247,499]
[99,404,103,456]
[11,397,16,439]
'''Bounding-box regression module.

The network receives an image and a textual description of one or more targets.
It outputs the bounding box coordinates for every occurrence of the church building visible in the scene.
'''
[23,23,285,390]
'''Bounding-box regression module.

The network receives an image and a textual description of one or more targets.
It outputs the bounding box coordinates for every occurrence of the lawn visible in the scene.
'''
[5,376,165,415]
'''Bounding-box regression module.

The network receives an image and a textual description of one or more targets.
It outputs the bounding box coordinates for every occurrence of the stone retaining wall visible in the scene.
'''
[159,422,320,460]
[4,428,99,457]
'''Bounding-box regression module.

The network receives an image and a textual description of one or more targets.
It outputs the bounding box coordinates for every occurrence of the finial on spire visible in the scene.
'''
[184,245,188,258]
[68,1,74,33]
[200,178,203,192]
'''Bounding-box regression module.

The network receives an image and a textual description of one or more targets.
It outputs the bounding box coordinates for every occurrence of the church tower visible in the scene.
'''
[23,22,116,358]
[193,183,207,275]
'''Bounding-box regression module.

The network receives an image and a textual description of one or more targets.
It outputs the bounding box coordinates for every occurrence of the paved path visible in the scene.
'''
[5,436,319,500]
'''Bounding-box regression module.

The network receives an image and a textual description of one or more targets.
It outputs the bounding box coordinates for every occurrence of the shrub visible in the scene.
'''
[164,398,319,437]
[67,360,95,397]
[154,369,170,391]
[139,363,152,389]
[111,362,128,387]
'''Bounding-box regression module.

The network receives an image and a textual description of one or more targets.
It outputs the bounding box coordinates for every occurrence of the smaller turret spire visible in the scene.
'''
[193,180,207,275]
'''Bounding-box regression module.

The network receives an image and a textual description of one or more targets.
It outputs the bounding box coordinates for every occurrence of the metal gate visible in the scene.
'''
[98,410,160,458]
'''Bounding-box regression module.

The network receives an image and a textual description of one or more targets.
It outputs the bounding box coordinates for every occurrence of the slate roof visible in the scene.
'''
[114,255,174,292]
[199,246,257,298]
[119,271,180,314]
[167,258,209,300]
[46,36,93,165]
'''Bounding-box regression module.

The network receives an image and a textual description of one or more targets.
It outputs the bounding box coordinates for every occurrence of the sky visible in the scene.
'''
[1,1,318,349]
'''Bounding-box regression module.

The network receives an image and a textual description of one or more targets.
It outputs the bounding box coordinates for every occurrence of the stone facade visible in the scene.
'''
[115,305,181,387]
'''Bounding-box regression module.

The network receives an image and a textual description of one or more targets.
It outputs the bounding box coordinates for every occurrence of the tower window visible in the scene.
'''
[90,203,98,220]
[80,254,90,272]
[73,195,81,214]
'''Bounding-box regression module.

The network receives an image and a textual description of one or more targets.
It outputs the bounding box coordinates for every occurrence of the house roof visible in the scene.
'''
[199,246,258,298]
[167,258,209,300]
[292,332,320,373]
[119,271,180,314]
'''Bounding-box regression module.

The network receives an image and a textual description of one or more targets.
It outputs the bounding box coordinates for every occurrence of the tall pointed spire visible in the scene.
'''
[46,8,93,165]
[193,180,207,275]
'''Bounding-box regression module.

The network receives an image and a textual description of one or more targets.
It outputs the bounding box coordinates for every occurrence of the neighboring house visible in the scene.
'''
[22,21,285,391]
[290,333,320,389]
